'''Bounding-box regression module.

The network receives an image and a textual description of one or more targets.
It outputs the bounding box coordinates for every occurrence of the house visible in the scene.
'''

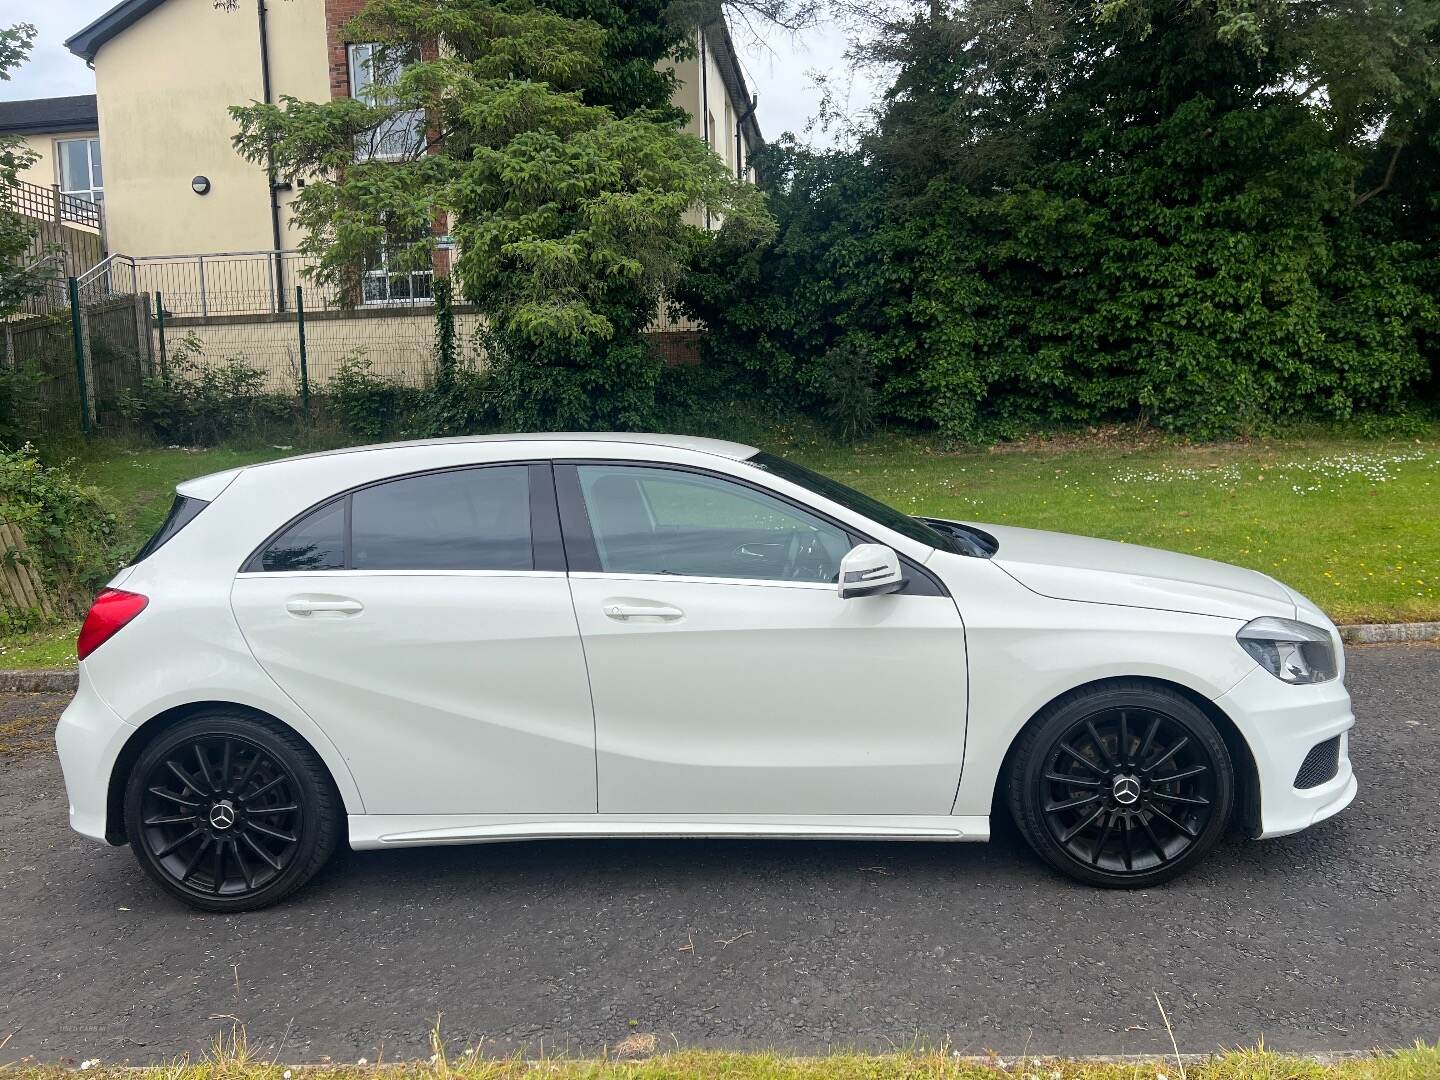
[46,0,758,386]
[0,95,104,205]
[64,0,762,266]
[1,95,106,281]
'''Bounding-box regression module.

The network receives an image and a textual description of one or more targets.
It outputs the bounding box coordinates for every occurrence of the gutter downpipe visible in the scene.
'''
[736,94,757,180]
[258,0,286,312]
[700,26,711,231]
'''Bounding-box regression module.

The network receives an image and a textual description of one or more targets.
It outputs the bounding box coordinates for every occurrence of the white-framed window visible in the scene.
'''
[348,42,425,161]
[57,137,103,202]
[362,238,435,306]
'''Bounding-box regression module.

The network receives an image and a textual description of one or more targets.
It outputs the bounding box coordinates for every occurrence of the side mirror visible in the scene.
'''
[838,543,904,599]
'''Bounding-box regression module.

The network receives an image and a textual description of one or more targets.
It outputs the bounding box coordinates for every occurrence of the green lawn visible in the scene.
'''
[5,432,1437,669]
[789,433,1440,625]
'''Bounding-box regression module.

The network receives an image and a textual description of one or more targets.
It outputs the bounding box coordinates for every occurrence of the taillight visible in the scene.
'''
[77,589,149,661]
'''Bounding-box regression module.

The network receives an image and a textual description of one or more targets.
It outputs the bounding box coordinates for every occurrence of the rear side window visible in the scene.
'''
[250,466,533,572]
[352,467,532,570]
[133,494,209,564]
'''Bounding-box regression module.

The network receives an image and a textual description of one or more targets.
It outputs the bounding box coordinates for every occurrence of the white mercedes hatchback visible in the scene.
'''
[56,434,1356,910]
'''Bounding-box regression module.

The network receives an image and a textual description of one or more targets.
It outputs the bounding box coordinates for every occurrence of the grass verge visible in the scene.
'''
[792,432,1440,624]
[4,1045,1439,1080]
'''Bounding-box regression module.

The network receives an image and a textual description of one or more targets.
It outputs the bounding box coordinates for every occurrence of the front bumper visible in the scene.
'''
[53,665,135,845]
[1214,664,1356,839]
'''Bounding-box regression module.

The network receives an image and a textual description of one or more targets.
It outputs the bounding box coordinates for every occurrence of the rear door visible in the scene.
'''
[230,462,596,816]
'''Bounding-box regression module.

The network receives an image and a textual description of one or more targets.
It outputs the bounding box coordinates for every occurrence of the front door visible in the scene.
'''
[558,462,968,816]
[230,463,596,816]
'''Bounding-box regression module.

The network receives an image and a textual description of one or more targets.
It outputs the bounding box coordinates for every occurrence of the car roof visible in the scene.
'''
[176,432,761,500]
[264,432,760,465]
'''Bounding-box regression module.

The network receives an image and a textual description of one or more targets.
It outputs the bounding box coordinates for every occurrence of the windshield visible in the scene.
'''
[744,452,963,554]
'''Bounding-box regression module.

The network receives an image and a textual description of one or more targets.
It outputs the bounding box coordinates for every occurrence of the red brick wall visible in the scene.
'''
[325,0,368,100]
[325,2,451,274]
[647,330,705,366]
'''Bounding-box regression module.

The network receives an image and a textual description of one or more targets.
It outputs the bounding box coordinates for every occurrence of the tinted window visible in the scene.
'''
[577,465,849,583]
[133,494,208,564]
[351,466,532,571]
[260,499,345,572]
[744,451,963,554]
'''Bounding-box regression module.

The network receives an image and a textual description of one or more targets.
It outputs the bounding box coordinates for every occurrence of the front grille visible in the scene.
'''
[1294,735,1341,789]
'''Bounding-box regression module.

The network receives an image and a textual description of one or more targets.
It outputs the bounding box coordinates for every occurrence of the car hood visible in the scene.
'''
[955,521,1297,622]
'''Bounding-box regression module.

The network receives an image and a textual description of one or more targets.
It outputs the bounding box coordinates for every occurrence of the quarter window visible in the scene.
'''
[575,465,850,583]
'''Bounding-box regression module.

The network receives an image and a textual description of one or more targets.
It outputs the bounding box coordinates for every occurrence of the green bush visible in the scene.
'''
[0,446,119,631]
[121,336,296,445]
[326,352,422,442]
[676,5,1440,444]
[0,362,48,449]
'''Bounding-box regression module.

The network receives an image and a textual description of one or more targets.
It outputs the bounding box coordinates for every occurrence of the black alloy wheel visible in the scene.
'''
[1009,682,1234,887]
[124,712,340,912]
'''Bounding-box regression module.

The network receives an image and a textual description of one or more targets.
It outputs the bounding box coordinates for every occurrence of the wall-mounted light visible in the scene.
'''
[191,175,211,195]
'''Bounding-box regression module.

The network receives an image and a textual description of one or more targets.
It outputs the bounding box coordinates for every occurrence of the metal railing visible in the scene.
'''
[1,178,104,231]
[74,253,138,304]
[127,249,450,318]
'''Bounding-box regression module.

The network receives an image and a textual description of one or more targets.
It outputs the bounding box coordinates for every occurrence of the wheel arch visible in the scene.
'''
[104,701,350,845]
[990,675,1261,836]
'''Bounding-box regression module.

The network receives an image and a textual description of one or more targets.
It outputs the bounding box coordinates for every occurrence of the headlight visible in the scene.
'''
[1236,617,1337,684]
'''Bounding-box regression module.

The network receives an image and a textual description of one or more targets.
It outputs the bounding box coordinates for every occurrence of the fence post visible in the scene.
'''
[155,291,168,382]
[50,183,62,224]
[197,255,208,319]
[2,321,13,369]
[296,284,310,414]
[67,277,95,434]
[134,291,154,372]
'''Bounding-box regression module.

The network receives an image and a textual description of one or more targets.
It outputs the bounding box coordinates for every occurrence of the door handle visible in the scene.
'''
[286,598,364,617]
[603,601,684,622]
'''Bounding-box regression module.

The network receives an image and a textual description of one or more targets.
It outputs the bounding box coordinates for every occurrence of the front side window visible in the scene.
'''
[576,465,850,583]
[348,42,425,162]
[745,451,965,555]
[57,137,103,202]
[252,466,532,572]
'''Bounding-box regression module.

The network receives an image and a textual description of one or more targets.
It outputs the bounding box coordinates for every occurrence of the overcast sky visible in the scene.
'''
[1,1,878,146]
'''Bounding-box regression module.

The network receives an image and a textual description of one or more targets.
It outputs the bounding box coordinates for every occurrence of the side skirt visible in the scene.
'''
[349,813,991,850]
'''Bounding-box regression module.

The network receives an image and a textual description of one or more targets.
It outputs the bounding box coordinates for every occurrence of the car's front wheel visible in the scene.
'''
[1008,682,1234,888]
[124,711,341,912]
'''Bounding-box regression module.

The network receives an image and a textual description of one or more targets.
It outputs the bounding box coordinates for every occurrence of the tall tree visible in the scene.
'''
[232,0,772,429]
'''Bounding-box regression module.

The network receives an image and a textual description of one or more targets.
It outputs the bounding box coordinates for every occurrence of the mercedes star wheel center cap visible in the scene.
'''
[209,800,236,830]
[1112,775,1141,806]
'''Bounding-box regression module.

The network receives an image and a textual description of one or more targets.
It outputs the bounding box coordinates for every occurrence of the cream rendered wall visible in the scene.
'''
[92,0,328,258]
[667,32,741,169]
[666,30,745,230]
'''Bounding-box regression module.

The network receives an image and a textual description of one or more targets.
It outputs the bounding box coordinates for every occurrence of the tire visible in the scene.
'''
[123,711,342,912]
[1007,681,1234,888]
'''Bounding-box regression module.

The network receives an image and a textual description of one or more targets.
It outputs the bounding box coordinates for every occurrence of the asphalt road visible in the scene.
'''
[2,645,1437,1064]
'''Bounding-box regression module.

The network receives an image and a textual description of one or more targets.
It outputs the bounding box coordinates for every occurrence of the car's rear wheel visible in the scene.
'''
[124,712,341,912]
[1008,682,1234,888]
